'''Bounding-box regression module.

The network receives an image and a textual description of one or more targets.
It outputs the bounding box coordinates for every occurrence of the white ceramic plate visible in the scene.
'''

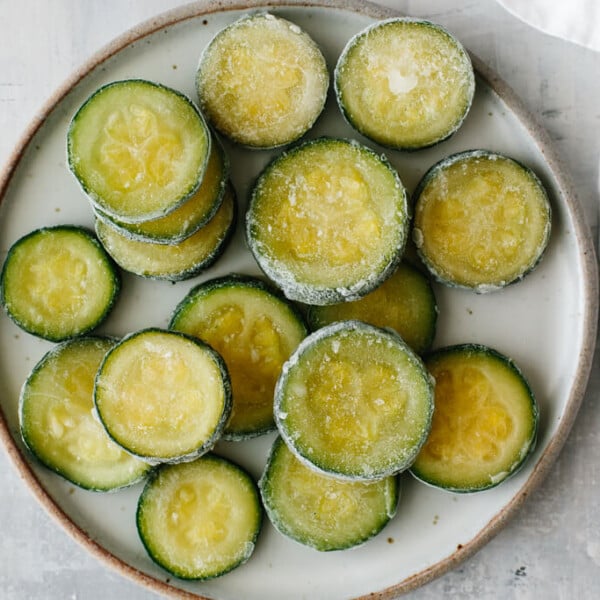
[0,2,597,599]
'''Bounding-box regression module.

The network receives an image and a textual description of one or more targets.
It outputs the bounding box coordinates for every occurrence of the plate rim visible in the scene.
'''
[0,1,597,598]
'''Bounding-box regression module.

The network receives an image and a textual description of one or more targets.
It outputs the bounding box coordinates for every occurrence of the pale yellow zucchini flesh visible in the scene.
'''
[335,18,475,149]
[137,455,262,579]
[411,345,538,492]
[275,321,434,480]
[259,437,398,551]
[413,151,551,291]
[68,79,210,223]
[94,329,230,463]
[197,13,329,148]
[20,337,150,491]
[170,276,307,440]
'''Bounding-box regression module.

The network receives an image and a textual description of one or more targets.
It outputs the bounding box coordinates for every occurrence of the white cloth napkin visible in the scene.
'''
[495,0,600,52]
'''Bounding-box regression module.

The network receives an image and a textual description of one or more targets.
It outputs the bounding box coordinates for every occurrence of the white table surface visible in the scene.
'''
[0,1,599,598]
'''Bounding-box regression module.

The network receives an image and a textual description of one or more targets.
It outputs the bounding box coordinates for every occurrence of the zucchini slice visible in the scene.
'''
[246,138,408,305]
[95,184,236,281]
[20,336,151,491]
[94,328,231,464]
[411,344,538,492]
[307,262,437,355]
[274,320,434,481]
[68,79,210,223]
[335,18,475,150]
[196,13,329,148]
[94,132,229,244]
[1,225,120,341]
[170,275,307,440]
[413,150,552,292]
[137,454,262,580]
[259,437,399,551]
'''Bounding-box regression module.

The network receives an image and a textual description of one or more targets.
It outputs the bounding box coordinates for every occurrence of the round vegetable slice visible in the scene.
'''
[170,275,307,440]
[196,12,329,148]
[246,137,408,305]
[94,328,231,464]
[95,183,236,281]
[20,336,151,491]
[335,18,475,150]
[411,344,538,492]
[259,437,399,551]
[68,79,210,223]
[307,261,437,354]
[275,320,434,481]
[137,454,262,579]
[1,225,120,341]
[94,132,229,244]
[412,150,552,291]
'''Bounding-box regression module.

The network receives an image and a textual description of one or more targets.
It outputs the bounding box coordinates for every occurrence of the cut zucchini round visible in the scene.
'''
[246,137,408,305]
[307,262,437,355]
[94,328,231,464]
[274,320,434,481]
[137,454,262,580]
[196,12,329,148]
[170,275,307,440]
[411,344,538,492]
[20,336,151,491]
[259,437,399,551]
[94,132,229,244]
[335,18,475,150]
[412,150,552,292]
[95,183,236,281]
[1,225,120,341]
[68,79,210,223]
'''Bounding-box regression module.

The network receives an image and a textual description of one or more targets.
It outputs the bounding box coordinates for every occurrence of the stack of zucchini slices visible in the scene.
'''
[68,79,236,281]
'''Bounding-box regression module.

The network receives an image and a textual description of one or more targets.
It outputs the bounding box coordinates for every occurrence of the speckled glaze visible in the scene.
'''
[0,2,597,600]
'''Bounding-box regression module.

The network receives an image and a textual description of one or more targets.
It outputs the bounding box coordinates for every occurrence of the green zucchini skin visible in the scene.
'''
[412,150,552,292]
[94,183,237,281]
[246,137,409,305]
[93,132,230,245]
[259,437,399,551]
[94,328,232,465]
[196,12,329,149]
[19,336,151,492]
[0,225,120,342]
[170,274,308,441]
[334,18,475,151]
[274,320,434,481]
[136,453,263,580]
[307,261,438,355]
[410,344,538,493]
[68,79,211,224]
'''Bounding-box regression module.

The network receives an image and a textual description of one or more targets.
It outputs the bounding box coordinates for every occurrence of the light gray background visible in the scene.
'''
[0,1,598,598]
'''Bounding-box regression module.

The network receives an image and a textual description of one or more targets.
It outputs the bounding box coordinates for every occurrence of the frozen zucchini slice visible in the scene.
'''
[170,275,307,440]
[1,225,120,341]
[20,337,151,491]
[137,454,262,579]
[68,79,210,223]
[413,150,552,292]
[246,138,408,305]
[95,184,236,281]
[94,133,229,244]
[335,18,475,150]
[275,320,434,481]
[94,328,231,464]
[259,437,399,551]
[196,12,329,148]
[308,262,437,355]
[411,344,538,492]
